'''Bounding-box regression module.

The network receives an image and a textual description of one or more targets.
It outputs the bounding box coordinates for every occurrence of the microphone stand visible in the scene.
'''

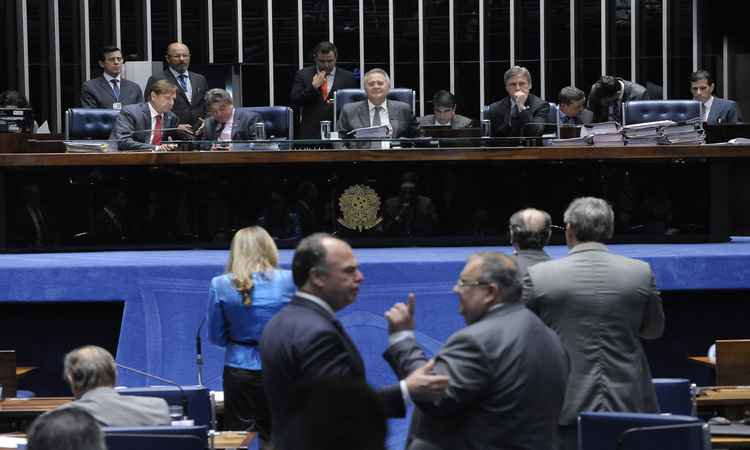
[116,362,189,420]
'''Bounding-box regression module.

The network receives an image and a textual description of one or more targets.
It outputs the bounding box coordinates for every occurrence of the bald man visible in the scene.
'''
[508,208,553,277]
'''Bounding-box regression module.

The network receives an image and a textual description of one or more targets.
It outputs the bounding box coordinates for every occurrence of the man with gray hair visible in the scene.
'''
[200,88,263,150]
[384,252,568,450]
[59,345,170,426]
[523,197,665,450]
[486,66,550,138]
[508,208,552,277]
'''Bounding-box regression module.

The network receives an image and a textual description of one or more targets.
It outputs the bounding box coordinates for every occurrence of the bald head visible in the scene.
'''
[508,208,552,250]
[165,42,191,73]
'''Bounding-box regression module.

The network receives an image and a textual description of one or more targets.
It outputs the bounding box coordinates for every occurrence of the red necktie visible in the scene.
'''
[321,78,329,101]
[152,115,162,145]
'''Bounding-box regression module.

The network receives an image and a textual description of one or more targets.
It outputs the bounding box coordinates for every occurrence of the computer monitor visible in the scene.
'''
[0,108,34,133]
[704,123,750,144]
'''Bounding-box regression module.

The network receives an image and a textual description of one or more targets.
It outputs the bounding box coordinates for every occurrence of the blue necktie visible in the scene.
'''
[110,79,120,101]
[178,74,189,92]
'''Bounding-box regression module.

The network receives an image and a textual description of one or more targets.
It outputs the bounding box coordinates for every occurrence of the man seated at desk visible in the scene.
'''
[485,66,549,138]
[556,86,593,126]
[336,68,418,149]
[109,79,180,151]
[691,69,743,125]
[419,90,473,128]
[200,88,262,150]
[587,75,649,123]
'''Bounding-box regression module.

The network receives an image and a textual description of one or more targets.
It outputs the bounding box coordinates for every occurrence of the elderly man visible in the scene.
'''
[587,75,649,123]
[260,233,449,447]
[200,88,262,150]
[337,68,418,148]
[109,79,179,151]
[145,42,208,134]
[27,408,106,450]
[81,45,143,109]
[508,208,552,277]
[290,41,358,139]
[419,90,473,128]
[59,346,170,426]
[523,197,665,450]
[384,252,569,450]
[690,69,742,124]
[486,66,550,138]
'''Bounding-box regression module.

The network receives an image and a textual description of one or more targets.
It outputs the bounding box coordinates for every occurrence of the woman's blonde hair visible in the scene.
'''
[226,226,279,306]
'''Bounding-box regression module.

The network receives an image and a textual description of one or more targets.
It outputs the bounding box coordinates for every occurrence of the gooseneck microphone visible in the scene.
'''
[115,362,189,420]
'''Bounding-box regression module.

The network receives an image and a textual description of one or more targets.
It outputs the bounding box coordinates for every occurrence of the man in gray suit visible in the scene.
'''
[419,90,473,128]
[690,69,743,124]
[588,75,649,123]
[109,79,180,151]
[59,346,170,427]
[81,46,143,109]
[337,68,418,149]
[523,197,665,450]
[384,252,569,450]
[200,88,262,150]
[509,208,552,277]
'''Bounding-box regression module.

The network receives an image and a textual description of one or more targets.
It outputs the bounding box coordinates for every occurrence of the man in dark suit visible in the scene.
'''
[690,69,743,124]
[556,86,593,126]
[145,42,208,134]
[337,68,418,148]
[509,208,552,277]
[383,172,439,236]
[587,75,649,123]
[109,79,180,151]
[260,233,449,446]
[290,41,358,139]
[384,252,569,450]
[201,88,262,150]
[80,46,143,109]
[486,66,550,138]
[523,197,665,450]
[419,90,473,128]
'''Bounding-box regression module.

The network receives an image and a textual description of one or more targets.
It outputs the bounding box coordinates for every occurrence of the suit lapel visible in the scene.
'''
[166,70,190,103]
[357,101,371,128]
[708,99,721,124]
[98,77,117,101]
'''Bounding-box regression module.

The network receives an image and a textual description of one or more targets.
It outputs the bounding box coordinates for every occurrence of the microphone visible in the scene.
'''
[195,316,206,386]
[115,362,189,420]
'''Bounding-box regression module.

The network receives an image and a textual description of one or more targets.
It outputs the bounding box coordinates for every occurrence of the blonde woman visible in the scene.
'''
[207,226,294,440]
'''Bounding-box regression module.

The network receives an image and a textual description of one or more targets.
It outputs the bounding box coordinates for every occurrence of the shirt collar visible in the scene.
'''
[169,67,188,79]
[368,100,388,112]
[147,102,160,119]
[296,291,336,317]
[103,72,120,83]
[618,80,625,100]
[703,96,714,109]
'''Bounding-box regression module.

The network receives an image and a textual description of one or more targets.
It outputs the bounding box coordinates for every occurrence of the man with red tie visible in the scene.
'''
[109,79,180,151]
[289,41,358,139]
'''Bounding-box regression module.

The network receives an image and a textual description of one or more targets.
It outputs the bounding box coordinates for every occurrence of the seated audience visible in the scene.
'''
[690,69,743,124]
[587,75,649,123]
[556,86,593,126]
[58,345,171,426]
[485,66,549,137]
[81,45,143,109]
[419,90,473,128]
[508,207,552,277]
[27,408,106,450]
[200,88,263,150]
[109,79,180,151]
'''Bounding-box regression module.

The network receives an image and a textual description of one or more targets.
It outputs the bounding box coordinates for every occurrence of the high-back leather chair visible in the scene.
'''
[118,385,213,429]
[622,100,701,125]
[579,412,704,450]
[65,108,121,139]
[618,422,711,450]
[653,378,696,416]
[103,425,207,450]
[333,88,417,128]
[245,106,294,140]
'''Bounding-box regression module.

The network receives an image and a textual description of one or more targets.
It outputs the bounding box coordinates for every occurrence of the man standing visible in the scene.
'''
[419,90,473,128]
[337,68,418,148]
[81,46,143,109]
[201,88,262,150]
[260,233,448,445]
[290,41,358,139]
[59,346,170,427]
[690,69,743,124]
[508,208,552,277]
[556,86,593,126]
[523,197,665,450]
[486,66,550,138]
[145,42,208,134]
[109,79,179,151]
[384,252,569,450]
[587,75,649,123]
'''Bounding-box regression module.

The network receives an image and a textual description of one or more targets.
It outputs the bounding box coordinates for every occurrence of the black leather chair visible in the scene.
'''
[653,378,695,416]
[333,88,417,128]
[579,412,705,450]
[65,108,121,139]
[103,425,207,450]
[245,106,294,140]
[622,100,701,125]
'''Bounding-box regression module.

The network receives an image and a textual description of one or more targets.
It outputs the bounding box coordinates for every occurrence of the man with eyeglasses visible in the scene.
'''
[384,252,568,450]
[523,197,665,450]
[508,208,552,278]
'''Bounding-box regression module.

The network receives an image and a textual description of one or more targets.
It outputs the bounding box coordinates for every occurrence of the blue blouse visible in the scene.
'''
[207,270,295,370]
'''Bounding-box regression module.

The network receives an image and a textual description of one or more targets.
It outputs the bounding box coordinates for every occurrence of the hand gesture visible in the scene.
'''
[513,91,528,109]
[177,123,194,135]
[385,293,416,334]
[155,143,177,152]
[404,359,449,403]
[312,70,327,89]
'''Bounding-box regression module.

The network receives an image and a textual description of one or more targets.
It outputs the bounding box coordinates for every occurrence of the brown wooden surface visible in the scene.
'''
[213,431,256,449]
[0,397,72,413]
[0,144,749,167]
[14,367,35,377]
[0,134,65,154]
[697,388,750,407]
[690,356,716,367]
[717,340,750,386]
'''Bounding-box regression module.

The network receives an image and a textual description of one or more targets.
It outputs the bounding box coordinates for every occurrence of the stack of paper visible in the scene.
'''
[585,132,625,146]
[64,140,113,153]
[659,120,705,145]
[581,121,620,137]
[547,136,590,147]
[622,120,675,145]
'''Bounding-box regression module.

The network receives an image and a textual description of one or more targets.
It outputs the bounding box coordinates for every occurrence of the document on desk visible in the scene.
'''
[349,124,390,139]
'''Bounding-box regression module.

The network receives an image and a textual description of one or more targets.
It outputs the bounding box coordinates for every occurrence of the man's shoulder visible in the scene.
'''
[120,78,141,89]
[120,102,147,115]
[189,70,207,82]
[342,100,367,114]
[82,76,105,88]
[713,97,737,109]
[236,107,263,120]
[419,114,435,125]
[388,99,411,111]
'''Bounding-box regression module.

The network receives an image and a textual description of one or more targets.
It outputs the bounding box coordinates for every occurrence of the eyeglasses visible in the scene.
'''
[455,279,490,289]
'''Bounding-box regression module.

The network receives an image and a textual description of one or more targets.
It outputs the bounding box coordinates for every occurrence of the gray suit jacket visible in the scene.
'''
[81,76,143,109]
[337,99,418,148]
[61,386,170,427]
[513,248,551,278]
[200,107,263,149]
[418,114,473,128]
[109,102,180,151]
[588,79,650,123]
[384,303,569,450]
[707,97,743,125]
[145,69,208,128]
[523,242,665,426]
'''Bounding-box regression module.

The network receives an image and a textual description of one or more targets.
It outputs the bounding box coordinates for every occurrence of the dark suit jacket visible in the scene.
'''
[384,303,569,450]
[109,102,179,151]
[707,97,743,125]
[145,69,208,128]
[289,66,359,139]
[588,78,649,123]
[523,242,665,426]
[260,296,405,441]
[200,107,263,149]
[486,94,550,137]
[513,248,551,278]
[80,76,143,108]
[337,99,418,148]
[418,114,474,128]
